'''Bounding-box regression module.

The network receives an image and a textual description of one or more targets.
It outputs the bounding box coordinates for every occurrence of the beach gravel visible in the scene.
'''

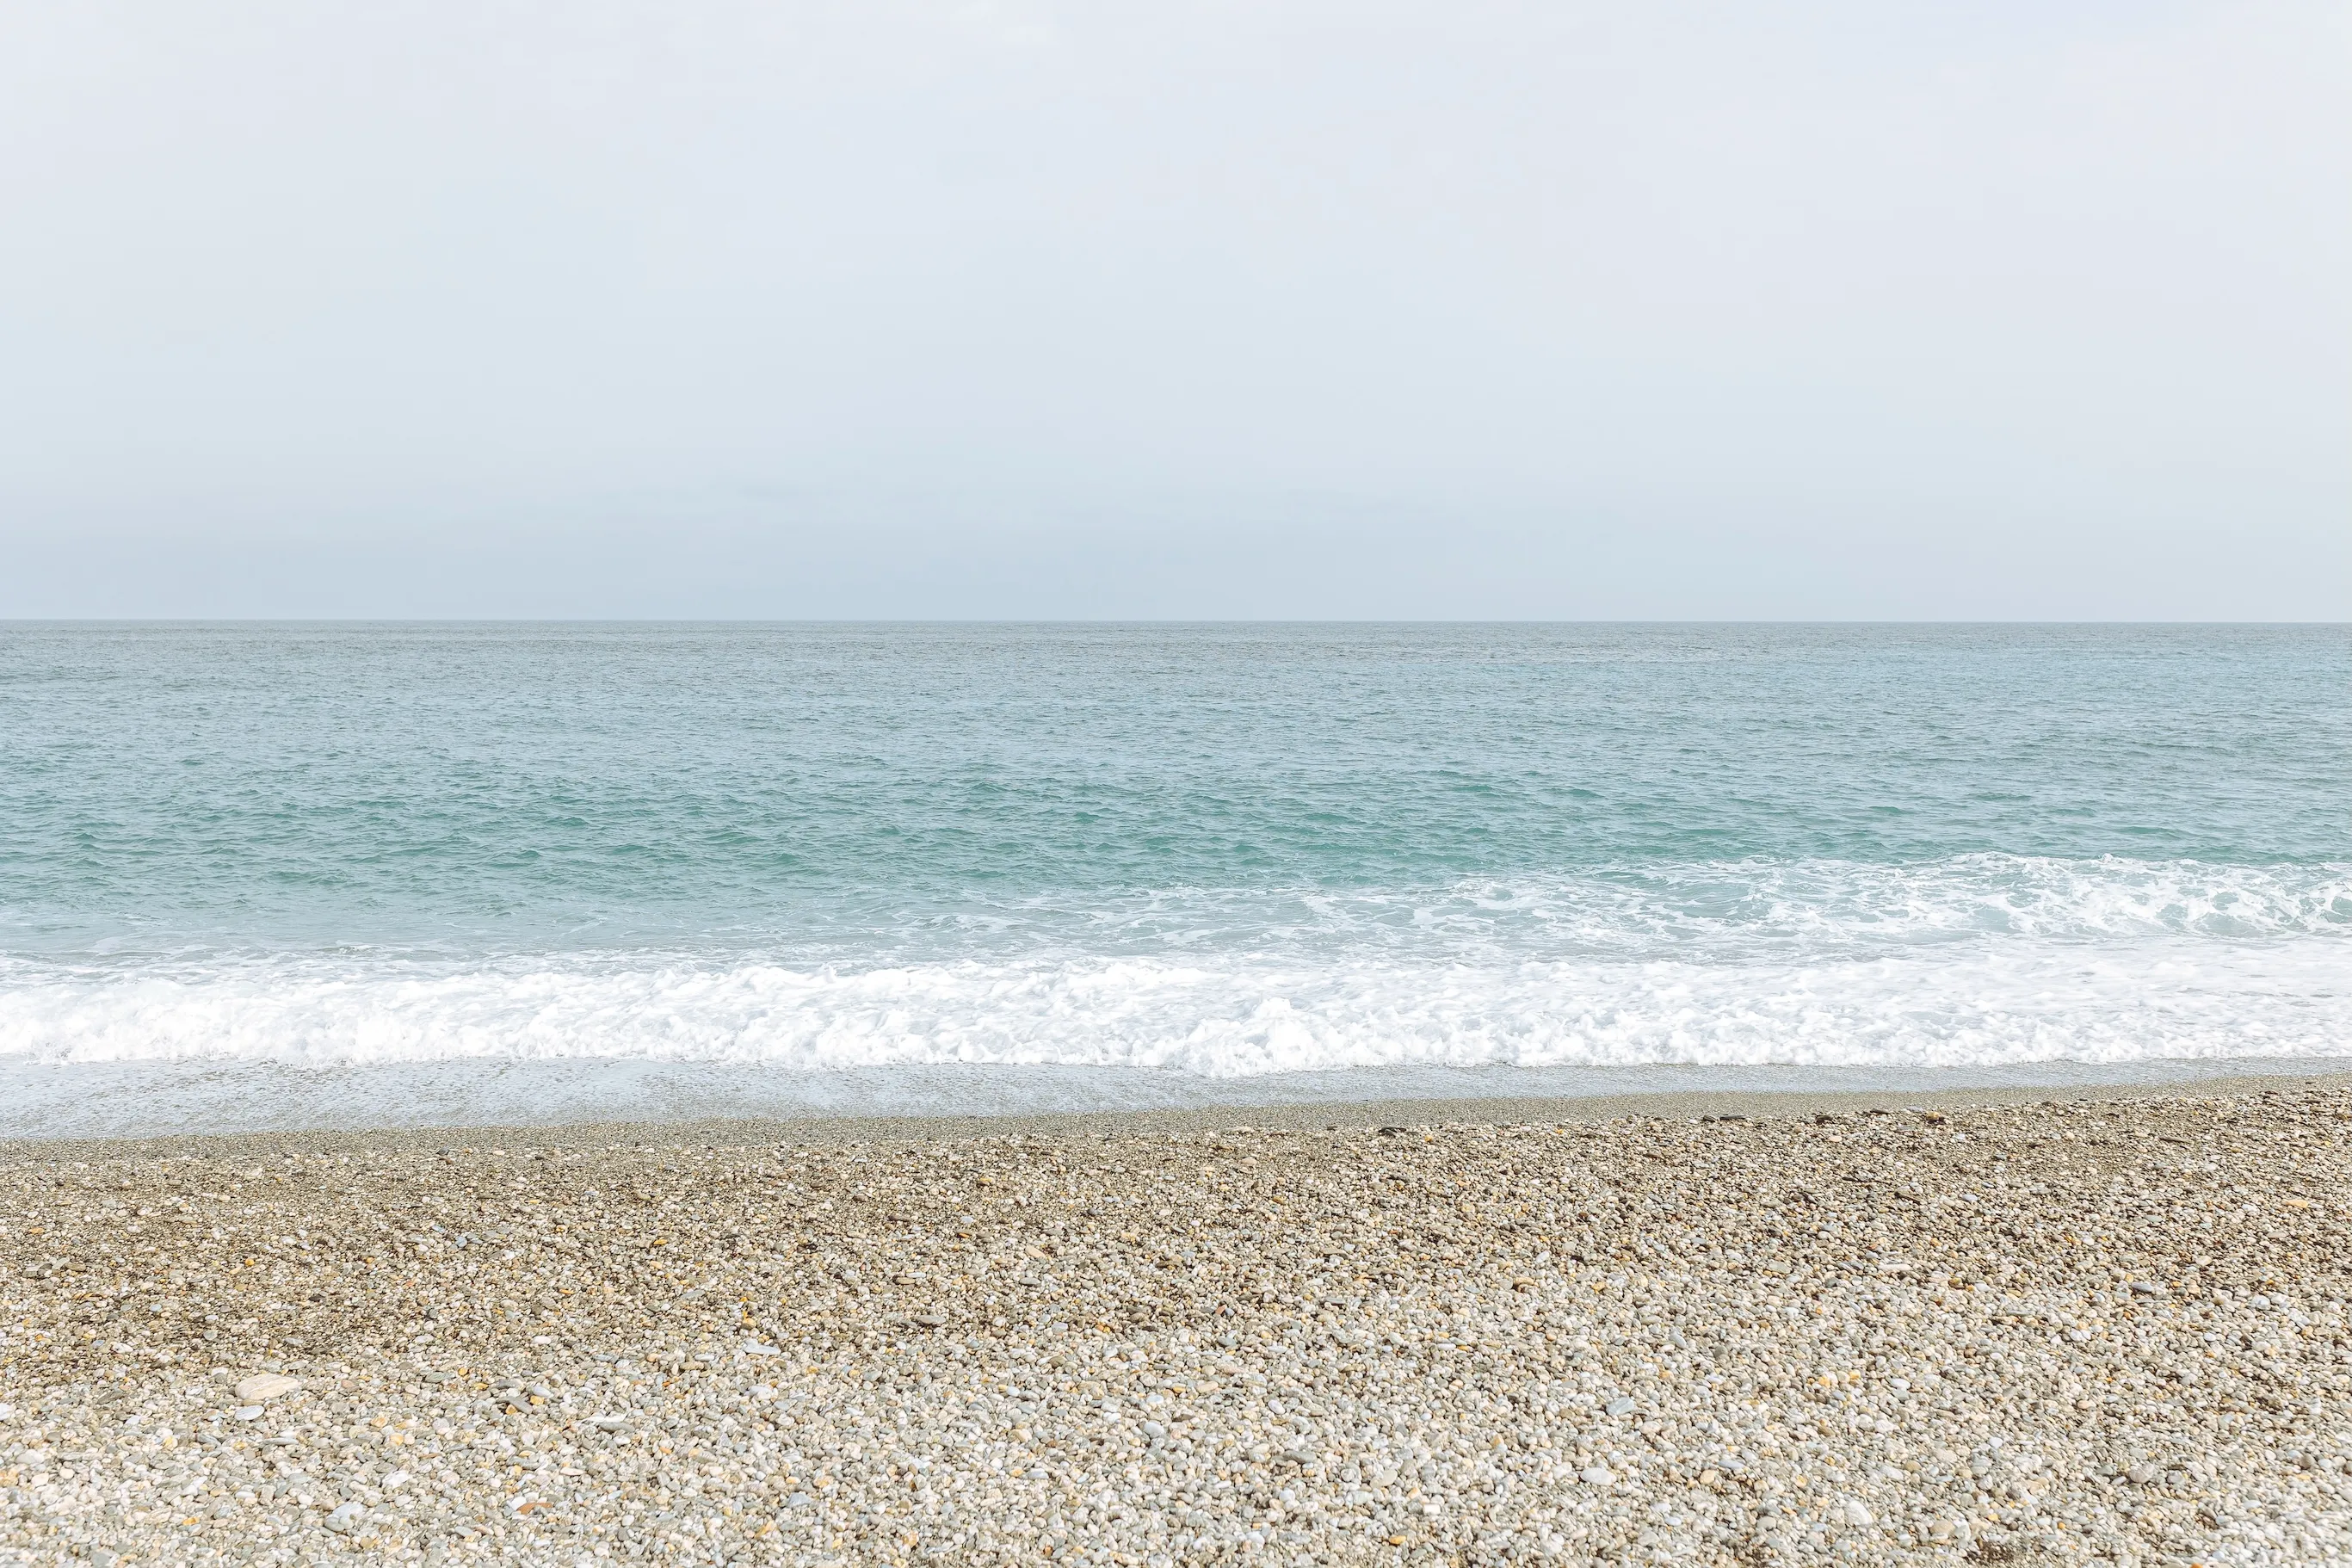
[3,1087,2350,1565]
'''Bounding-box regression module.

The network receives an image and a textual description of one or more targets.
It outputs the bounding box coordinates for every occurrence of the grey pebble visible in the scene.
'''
[3,1090,2349,1565]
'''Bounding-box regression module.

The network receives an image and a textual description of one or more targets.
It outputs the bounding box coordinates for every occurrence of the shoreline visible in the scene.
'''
[9,1065,2351,1160]
[3,1081,2346,1565]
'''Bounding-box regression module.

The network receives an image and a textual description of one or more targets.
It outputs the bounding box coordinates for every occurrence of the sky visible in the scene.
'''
[2,0,2345,619]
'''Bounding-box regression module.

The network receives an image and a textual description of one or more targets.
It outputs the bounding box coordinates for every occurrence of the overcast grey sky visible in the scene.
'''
[3,0,2344,618]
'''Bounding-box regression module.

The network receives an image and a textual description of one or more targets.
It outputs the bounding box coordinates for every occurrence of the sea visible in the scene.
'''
[1,622,2345,1138]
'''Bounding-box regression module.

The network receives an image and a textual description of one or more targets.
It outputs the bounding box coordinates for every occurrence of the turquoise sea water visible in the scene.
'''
[0,623,2345,1132]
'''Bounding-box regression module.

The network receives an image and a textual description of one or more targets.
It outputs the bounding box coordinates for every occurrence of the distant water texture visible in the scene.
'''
[1,624,2345,1135]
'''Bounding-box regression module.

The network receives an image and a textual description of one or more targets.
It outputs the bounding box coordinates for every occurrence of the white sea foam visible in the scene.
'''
[2,858,2343,1077]
[1103,855,2352,959]
[1,940,2343,1076]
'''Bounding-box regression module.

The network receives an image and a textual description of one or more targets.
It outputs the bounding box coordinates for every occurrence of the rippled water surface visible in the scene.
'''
[0,623,2344,1128]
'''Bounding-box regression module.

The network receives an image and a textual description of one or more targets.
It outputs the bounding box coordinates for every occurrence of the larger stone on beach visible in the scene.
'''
[234,1374,301,1403]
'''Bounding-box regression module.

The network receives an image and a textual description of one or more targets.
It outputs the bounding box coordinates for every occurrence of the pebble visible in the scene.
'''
[0,1087,2348,1565]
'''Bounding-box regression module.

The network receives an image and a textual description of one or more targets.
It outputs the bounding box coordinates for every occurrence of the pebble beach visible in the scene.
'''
[4,1083,2349,1567]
